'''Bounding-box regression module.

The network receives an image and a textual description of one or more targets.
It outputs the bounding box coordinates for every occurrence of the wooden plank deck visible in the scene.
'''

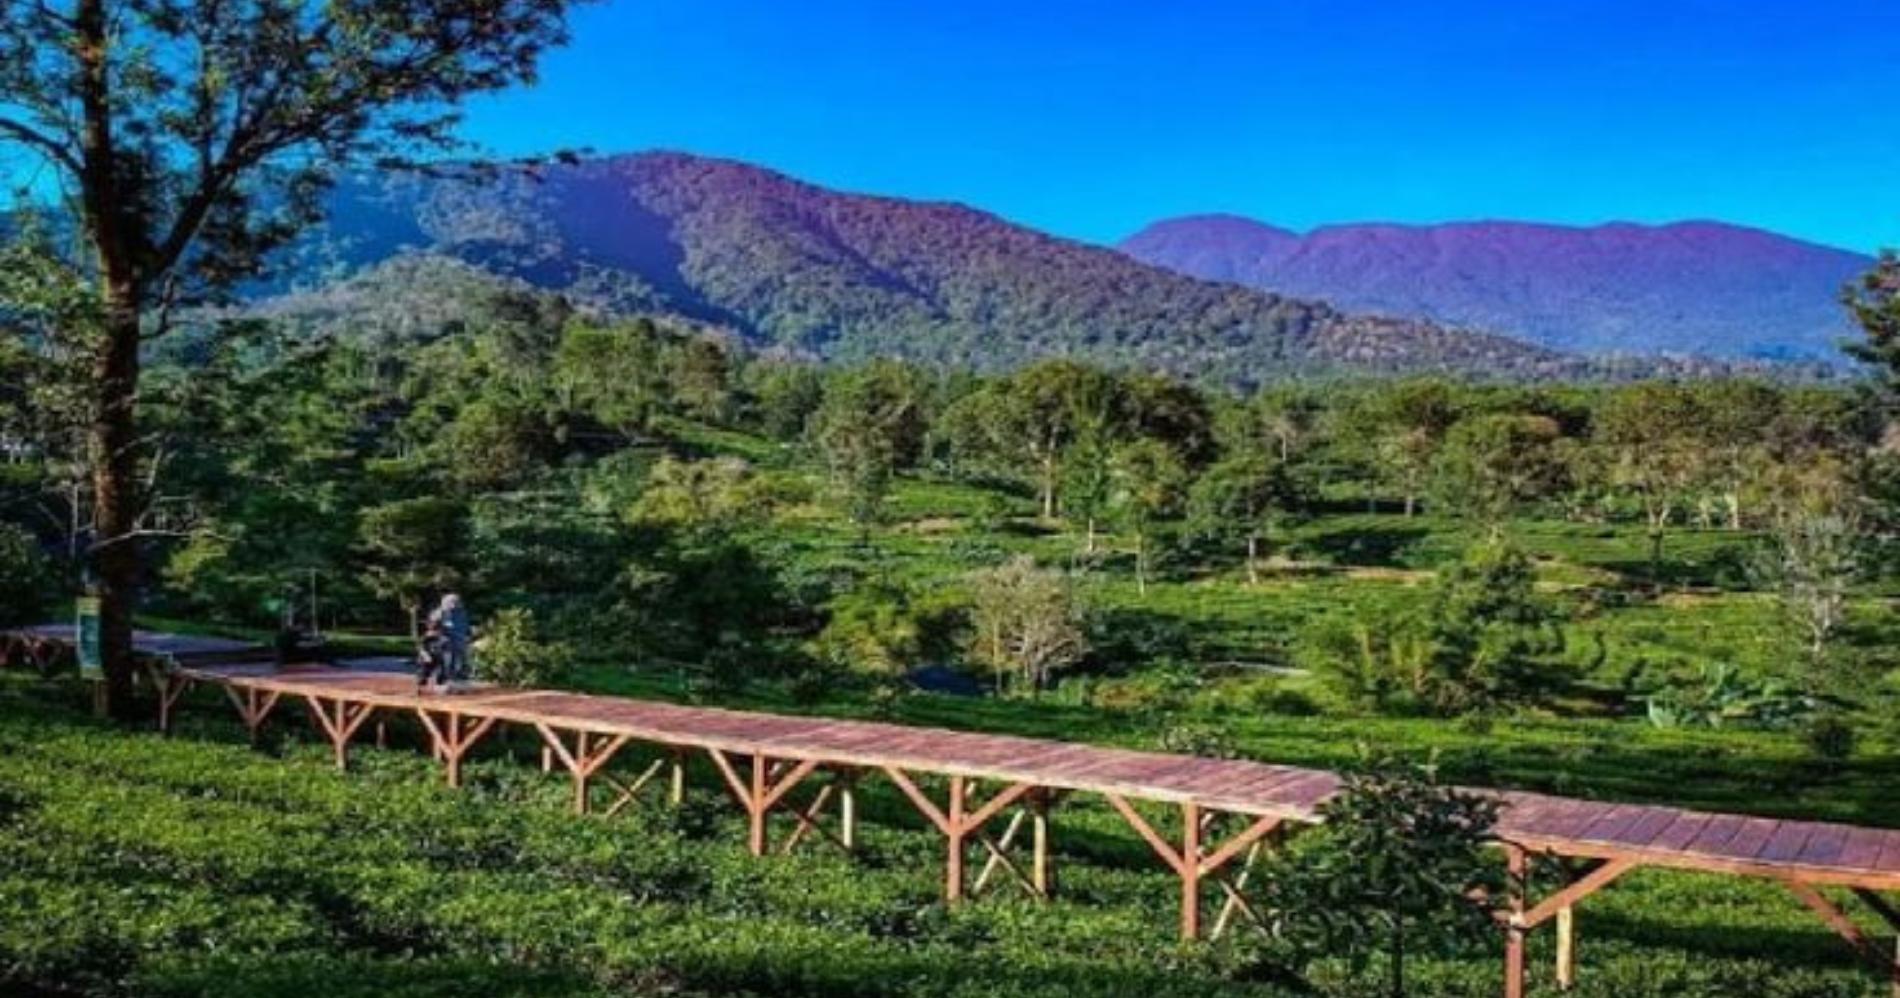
[6,627,1896,997]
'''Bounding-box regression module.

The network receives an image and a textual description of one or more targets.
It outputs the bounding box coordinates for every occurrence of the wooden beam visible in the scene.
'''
[1556,905,1576,990]
[972,809,1029,896]
[1505,844,1528,998]
[1519,858,1636,929]
[883,766,953,836]
[1199,815,1282,876]
[1181,802,1202,940]
[706,748,752,809]
[964,781,1035,832]
[1787,878,1899,995]
[601,758,668,818]
[946,775,967,902]
[1031,793,1051,897]
[748,753,769,856]
[1105,794,1187,876]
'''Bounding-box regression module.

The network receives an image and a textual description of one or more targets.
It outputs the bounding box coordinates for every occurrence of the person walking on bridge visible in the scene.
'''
[429,594,473,684]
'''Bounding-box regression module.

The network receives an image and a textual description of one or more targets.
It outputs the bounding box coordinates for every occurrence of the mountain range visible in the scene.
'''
[1119,215,1872,362]
[255,151,1863,383]
[264,152,1634,383]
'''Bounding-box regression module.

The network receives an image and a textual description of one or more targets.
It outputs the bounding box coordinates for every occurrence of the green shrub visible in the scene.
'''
[473,609,572,688]
[0,523,57,627]
[1800,713,1858,763]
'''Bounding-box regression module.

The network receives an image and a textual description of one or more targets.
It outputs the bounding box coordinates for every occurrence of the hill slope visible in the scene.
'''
[1119,215,1873,362]
[281,153,1581,382]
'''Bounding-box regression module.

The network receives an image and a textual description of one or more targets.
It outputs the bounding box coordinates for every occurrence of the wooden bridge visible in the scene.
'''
[5,624,1898,997]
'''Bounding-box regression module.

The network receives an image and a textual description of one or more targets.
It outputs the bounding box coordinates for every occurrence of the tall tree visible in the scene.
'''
[1432,413,1566,533]
[1109,438,1186,596]
[1347,380,1462,517]
[0,0,586,715]
[1843,251,1900,388]
[1593,383,1704,581]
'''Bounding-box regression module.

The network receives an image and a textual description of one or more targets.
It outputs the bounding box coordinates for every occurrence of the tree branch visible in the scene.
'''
[0,116,80,174]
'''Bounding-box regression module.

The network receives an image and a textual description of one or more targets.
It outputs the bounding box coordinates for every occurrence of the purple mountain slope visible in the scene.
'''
[1120,214,1874,361]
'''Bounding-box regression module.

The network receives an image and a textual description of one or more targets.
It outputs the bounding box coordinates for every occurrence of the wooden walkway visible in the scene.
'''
[5,626,1898,996]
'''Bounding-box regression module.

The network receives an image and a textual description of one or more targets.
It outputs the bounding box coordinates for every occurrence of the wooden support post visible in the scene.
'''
[669,750,686,806]
[416,710,498,788]
[1105,797,1277,940]
[156,675,191,734]
[1505,845,1528,998]
[302,696,376,771]
[1788,881,1900,996]
[749,752,769,856]
[575,732,592,813]
[224,686,282,745]
[533,724,632,815]
[946,775,968,902]
[1180,802,1202,941]
[840,780,856,849]
[1555,905,1576,990]
[1032,793,1050,897]
[375,719,387,749]
[884,768,1035,905]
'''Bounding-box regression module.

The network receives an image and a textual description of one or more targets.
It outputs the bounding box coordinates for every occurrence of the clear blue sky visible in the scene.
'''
[462,0,1900,253]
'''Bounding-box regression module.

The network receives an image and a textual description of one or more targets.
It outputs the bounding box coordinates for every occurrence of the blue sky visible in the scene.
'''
[462,0,1900,253]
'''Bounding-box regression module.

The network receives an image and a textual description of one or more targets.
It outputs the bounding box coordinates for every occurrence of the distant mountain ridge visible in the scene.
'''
[261,152,1625,383]
[1119,214,1872,362]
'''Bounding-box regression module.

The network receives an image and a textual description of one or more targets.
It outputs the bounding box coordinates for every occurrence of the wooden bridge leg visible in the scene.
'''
[749,753,769,856]
[1792,882,1900,997]
[1179,803,1202,940]
[1505,845,1528,998]
[1556,905,1575,989]
[840,780,856,848]
[1032,794,1051,896]
[946,776,968,902]
[669,750,686,806]
[417,711,498,789]
[156,675,191,734]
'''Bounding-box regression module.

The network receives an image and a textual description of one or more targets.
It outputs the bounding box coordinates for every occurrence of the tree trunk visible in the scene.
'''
[1084,517,1097,555]
[1040,455,1057,520]
[1135,533,1148,597]
[89,295,143,719]
[1245,532,1260,586]
[1403,492,1416,518]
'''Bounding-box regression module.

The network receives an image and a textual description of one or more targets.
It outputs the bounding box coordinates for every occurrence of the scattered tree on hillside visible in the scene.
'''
[0,0,586,715]
[357,497,470,637]
[1843,251,1900,390]
[1593,384,1705,580]
[1346,379,1462,517]
[1433,413,1566,533]
[554,322,668,442]
[812,363,930,539]
[1418,538,1572,713]
[630,456,765,536]
[1190,452,1295,585]
[1109,438,1187,596]
[945,360,1116,520]
[964,555,1089,694]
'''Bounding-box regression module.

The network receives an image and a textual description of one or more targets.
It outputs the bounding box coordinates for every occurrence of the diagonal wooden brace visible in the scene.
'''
[417,710,498,788]
[224,686,282,744]
[886,770,1040,903]
[1788,881,1900,994]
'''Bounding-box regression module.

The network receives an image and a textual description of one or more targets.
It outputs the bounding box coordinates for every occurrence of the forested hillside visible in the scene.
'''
[262,153,1605,384]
